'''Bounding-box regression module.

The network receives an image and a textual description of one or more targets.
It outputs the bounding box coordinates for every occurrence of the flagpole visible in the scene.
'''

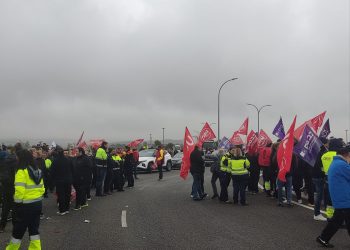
[218,78,238,143]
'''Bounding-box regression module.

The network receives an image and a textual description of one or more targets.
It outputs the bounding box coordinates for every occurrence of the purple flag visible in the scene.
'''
[294,125,323,166]
[319,119,330,139]
[218,136,232,150]
[272,117,285,140]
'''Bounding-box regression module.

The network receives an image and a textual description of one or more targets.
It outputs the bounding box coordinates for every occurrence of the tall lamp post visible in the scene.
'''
[162,128,165,145]
[217,78,238,142]
[246,103,272,133]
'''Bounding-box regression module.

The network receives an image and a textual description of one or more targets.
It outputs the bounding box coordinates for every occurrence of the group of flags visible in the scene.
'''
[180,111,332,183]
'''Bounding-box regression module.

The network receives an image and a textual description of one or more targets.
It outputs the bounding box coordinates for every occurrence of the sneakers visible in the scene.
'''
[297,199,302,204]
[314,214,327,221]
[316,236,334,248]
[57,211,69,216]
[81,204,89,208]
[87,197,92,201]
[73,206,81,211]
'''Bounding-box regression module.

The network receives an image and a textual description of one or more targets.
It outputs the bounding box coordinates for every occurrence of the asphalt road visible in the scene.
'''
[1,170,349,250]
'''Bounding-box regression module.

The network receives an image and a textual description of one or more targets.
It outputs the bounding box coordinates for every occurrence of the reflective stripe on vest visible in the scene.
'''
[14,168,45,204]
[229,158,249,175]
[220,154,231,172]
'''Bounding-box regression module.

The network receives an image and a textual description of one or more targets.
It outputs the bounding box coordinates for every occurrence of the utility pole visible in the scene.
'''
[346,130,348,144]
[162,128,165,145]
[149,133,152,146]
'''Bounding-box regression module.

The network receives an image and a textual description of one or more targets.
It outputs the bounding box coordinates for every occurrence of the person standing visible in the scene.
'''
[133,148,139,180]
[210,149,224,199]
[155,145,165,180]
[5,149,45,250]
[229,147,250,205]
[258,143,273,196]
[51,146,73,215]
[190,146,205,201]
[312,138,328,221]
[247,150,259,195]
[124,146,135,187]
[0,146,17,233]
[317,143,350,248]
[219,147,234,203]
[103,148,114,195]
[112,151,124,192]
[94,142,108,196]
[72,148,92,210]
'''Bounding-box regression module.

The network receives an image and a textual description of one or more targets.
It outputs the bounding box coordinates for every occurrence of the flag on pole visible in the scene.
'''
[257,129,272,149]
[127,139,144,148]
[230,131,244,145]
[272,117,285,140]
[294,125,323,166]
[90,139,105,150]
[76,131,85,146]
[180,127,195,180]
[197,122,216,147]
[218,136,232,150]
[277,116,297,182]
[236,118,249,135]
[246,130,258,154]
[294,111,326,140]
[319,119,331,139]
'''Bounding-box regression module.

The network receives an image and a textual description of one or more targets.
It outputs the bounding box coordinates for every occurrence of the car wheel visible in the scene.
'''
[166,161,172,171]
[147,162,153,173]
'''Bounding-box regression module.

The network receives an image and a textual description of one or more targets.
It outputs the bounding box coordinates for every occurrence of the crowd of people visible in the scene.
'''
[190,137,350,248]
[0,141,165,250]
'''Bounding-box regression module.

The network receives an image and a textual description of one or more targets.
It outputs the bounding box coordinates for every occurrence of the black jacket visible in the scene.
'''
[312,146,327,179]
[51,155,73,184]
[0,152,16,184]
[72,155,93,185]
[190,149,204,174]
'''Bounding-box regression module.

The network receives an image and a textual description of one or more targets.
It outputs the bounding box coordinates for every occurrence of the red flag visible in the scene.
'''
[197,122,216,147]
[277,116,297,182]
[230,131,244,145]
[77,140,88,149]
[180,127,195,180]
[246,130,258,154]
[76,131,84,146]
[89,139,104,150]
[127,139,144,148]
[237,118,249,135]
[294,111,326,140]
[257,129,272,149]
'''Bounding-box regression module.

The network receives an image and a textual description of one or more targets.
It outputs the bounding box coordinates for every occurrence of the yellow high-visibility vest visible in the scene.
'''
[14,168,45,204]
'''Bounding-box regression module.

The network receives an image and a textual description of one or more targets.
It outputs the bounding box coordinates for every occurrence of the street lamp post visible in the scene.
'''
[162,128,165,145]
[217,78,238,142]
[246,103,272,133]
[345,129,348,144]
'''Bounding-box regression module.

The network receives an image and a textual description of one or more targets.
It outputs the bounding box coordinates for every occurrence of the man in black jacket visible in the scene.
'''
[51,146,73,215]
[0,147,17,232]
[190,146,205,201]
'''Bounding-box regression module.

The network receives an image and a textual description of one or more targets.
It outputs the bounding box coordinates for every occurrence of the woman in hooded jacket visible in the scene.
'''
[5,149,45,250]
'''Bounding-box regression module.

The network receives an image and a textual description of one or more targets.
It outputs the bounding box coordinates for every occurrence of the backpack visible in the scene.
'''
[258,147,272,167]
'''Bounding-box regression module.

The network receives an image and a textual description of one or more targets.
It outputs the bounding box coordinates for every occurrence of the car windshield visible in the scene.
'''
[139,150,155,157]
[173,152,183,159]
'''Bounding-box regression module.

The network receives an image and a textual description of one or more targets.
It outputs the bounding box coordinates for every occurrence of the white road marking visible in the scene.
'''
[121,210,127,228]
[257,183,326,215]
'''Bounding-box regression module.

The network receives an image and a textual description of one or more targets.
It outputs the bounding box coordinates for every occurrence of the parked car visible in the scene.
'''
[171,152,183,169]
[137,149,172,173]
[203,149,220,167]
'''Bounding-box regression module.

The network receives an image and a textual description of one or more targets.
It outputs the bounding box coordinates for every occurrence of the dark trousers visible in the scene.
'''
[75,183,88,207]
[232,174,249,204]
[191,173,203,199]
[303,168,314,204]
[248,165,260,193]
[12,201,42,239]
[320,208,350,242]
[86,180,91,199]
[133,162,138,179]
[211,172,219,196]
[0,181,14,228]
[126,167,134,187]
[95,167,107,196]
[56,182,71,213]
[219,172,231,202]
[293,174,303,200]
[104,168,114,193]
[113,169,124,191]
[158,165,163,180]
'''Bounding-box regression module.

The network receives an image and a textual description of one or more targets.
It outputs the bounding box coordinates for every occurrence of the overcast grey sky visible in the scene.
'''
[0,0,349,144]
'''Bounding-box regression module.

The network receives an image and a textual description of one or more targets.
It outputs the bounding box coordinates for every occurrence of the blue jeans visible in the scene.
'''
[96,167,107,196]
[277,176,292,204]
[313,178,325,216]
[191,173,203,199]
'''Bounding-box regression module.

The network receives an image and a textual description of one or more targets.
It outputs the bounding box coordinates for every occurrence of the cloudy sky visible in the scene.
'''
[0,0,349,144]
